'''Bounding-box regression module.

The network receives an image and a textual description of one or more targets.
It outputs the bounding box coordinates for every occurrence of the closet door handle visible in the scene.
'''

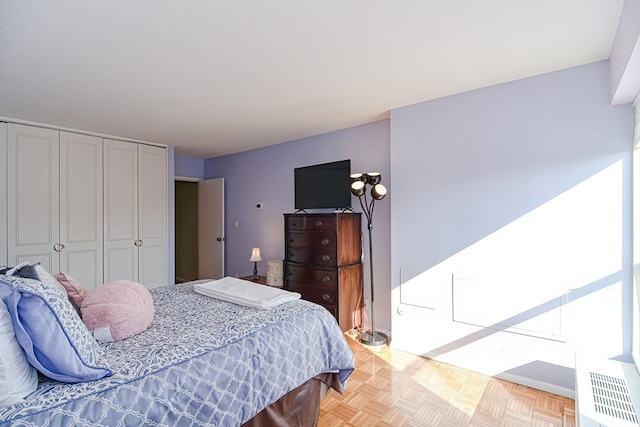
[134,239,143,247]
[53,243,65,252]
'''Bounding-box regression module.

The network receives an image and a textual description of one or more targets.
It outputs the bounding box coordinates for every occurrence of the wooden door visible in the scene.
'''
[7,124,60,271]
[198,178,225,279]
[59,131,103,290]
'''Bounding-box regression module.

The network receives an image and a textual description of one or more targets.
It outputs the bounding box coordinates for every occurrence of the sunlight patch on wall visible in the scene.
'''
[400,268,439,310]
[399,160,623,341]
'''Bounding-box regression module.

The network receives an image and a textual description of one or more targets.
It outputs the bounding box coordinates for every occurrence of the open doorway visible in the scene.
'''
[175,180,199,282]
[175,177,225,283]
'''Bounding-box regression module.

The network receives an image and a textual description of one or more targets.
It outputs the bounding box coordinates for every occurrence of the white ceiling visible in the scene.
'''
[0,1,625,158]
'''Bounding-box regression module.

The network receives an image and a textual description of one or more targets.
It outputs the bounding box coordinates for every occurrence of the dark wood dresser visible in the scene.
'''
[283,213,363,332]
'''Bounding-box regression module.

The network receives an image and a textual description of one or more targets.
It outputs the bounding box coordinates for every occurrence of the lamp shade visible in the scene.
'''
[350,173,364,182]
[350,180,365,196]
[366,172,381,185]
[371,183,387,200]
[249,248,262,262]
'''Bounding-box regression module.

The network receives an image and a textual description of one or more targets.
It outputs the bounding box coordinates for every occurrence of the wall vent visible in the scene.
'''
[590,372,638,424]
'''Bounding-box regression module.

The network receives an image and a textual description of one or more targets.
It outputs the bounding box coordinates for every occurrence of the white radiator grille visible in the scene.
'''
[590,372,639,424]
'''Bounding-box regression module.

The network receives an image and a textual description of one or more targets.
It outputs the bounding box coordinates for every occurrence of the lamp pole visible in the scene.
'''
[351,173,387,346]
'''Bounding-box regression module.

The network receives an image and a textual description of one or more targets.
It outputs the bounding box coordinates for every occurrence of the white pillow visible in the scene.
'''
[0,299,38,406]
[34,264,68,297]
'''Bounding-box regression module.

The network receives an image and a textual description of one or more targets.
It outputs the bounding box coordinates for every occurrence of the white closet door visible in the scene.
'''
[0,123,7,266]
[103,139,138,283]
[137,144,167,287]
[7,124,60,271]
[59,132,103,290]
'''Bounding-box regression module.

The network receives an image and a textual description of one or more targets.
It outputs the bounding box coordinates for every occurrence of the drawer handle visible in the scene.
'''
[289,238,294,243]
[320,238,329,246]
[291,220,297,226]
[321,276,331,283]
[321,255,330,262]
[289,252,295,258]
[314,220,323,227]
[322,293,331,302]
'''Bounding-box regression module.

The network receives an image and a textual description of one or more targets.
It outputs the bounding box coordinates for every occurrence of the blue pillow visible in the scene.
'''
[0,276,112,383]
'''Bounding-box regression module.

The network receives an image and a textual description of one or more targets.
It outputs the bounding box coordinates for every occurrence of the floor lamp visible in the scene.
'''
[350,172,387,347]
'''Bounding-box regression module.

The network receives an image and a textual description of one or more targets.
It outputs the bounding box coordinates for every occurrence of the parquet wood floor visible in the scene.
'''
[319,332,575,427]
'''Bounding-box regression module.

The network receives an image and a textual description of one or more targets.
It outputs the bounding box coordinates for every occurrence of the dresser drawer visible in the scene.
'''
[285,248,337,266]
[283,213,363,332]
[285,263,337,287]
[285,215,336,231]
[286,231,336,249]
[287,281,337,306]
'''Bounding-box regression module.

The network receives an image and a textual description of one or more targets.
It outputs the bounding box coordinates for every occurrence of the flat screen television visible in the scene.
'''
[294,159,351,210]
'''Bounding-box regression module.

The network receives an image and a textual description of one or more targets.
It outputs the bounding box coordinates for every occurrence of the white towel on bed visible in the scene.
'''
[192,276,301,309]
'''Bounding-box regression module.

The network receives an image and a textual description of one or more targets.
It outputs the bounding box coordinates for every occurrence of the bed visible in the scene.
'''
[0,279,355,426]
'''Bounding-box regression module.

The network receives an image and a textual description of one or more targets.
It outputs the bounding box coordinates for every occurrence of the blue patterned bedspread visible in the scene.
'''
[0,282,355,426]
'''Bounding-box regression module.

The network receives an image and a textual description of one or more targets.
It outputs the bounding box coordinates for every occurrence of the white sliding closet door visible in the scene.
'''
[104,139,139,283]
[0,123,7,266]
[7,124,60,272]
[5,124,103,288]
[137,144,167,287]
[59,131,103,290]
[103,139,167,288]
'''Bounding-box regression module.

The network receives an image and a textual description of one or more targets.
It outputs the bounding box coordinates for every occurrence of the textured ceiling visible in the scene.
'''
[0,0,625,158]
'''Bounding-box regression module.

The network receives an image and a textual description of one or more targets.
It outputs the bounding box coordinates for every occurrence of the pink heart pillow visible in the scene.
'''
[81,280,154,342]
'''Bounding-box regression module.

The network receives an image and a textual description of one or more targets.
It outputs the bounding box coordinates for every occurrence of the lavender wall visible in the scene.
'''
[390,61,632,396]
[175,155,204,179]
[204,120,392,332]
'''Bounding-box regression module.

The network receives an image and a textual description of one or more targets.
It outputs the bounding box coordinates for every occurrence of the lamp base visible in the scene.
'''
[360,330,387,347]
[252,262,258,281]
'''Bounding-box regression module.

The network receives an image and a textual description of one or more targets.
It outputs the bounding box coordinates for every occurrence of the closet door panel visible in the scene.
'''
[139,244,166,288]
[138,144,167,286]
[103,139,138,283]
[65,250,101,290]
[7,124,60,271]
[59,132,103,290]
[16,253,55,271]
[105,247,138,283]
[0,123,7,266]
